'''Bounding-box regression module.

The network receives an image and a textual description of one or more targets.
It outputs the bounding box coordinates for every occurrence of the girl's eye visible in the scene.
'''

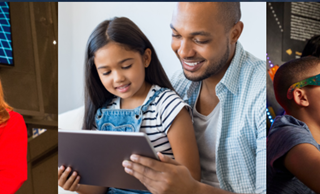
[122,64,132,69]
[102,71,111,75]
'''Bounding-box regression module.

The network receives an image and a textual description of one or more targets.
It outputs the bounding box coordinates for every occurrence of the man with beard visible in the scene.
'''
[122,2,266,194]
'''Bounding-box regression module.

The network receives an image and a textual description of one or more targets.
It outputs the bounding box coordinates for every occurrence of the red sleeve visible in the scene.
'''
[0,111,28,194]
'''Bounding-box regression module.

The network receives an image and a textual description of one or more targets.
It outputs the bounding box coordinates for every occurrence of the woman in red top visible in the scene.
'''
[0,81,27,194]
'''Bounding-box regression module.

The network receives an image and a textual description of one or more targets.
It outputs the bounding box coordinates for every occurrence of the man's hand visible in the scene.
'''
[122,152,199,194]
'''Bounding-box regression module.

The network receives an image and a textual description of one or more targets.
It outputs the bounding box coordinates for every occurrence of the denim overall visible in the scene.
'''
[95,88,165,194]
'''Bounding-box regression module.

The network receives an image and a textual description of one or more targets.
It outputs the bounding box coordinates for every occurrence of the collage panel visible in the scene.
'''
[58,2,266,194]
[2,1,320,194]
[267,2,320,194]
[0,2,58,194]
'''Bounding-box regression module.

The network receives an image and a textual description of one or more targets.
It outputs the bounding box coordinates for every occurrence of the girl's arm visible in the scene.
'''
[166,108,201,181]
[284,143,320,193]
[58,166,107,194]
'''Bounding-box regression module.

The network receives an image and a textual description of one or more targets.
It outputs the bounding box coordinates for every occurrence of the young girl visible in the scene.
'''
[58,17,200,194]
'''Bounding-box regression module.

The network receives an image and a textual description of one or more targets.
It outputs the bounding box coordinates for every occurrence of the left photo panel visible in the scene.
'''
[0,2,58,194]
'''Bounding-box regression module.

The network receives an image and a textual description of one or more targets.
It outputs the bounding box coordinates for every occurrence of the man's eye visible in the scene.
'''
[122,64,132,69]
[195,39,210,44]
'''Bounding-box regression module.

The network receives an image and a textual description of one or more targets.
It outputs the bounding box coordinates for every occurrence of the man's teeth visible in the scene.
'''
[184,61,201,66]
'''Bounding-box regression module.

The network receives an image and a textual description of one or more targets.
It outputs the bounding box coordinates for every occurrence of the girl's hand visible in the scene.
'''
[58,165,81,192]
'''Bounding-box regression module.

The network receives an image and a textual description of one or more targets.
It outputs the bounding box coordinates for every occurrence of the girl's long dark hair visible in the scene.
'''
[83,17,174,130]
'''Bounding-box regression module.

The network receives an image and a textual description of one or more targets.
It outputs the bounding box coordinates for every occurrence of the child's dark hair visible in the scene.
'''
[273,56,320,112]
[83,17,174,130]
[301,35,320,58]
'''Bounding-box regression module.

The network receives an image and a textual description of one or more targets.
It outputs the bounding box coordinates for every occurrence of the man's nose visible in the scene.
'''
[178,40,196,59]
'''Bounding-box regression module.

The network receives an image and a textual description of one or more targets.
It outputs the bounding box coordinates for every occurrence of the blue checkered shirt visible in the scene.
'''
[171,42,266,194]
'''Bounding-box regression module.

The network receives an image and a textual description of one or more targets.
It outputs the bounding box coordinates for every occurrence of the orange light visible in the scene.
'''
[268,65,279,81]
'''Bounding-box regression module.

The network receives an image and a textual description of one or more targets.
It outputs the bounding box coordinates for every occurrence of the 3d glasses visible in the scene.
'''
[287,73,320,99]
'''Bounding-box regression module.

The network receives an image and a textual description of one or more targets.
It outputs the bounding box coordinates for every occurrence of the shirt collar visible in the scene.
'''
[217,42,244,96]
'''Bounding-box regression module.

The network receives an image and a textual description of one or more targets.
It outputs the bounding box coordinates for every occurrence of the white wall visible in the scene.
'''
[58,2,266,114]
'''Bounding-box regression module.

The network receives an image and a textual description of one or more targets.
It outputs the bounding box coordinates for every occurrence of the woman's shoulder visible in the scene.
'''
[7,110,25,126]
[8,110,24,120]
[1,110,26,136]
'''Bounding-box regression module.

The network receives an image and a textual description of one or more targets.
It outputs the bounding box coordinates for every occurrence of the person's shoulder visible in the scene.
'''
[153,85,184,106]
[269,115,308,135]
[170,69,184,85]
[236,49,266,100]
[240,50,265,79]
[153,85,179,100]
[243,50,265,66]
[8,110,24,123]
[170,70,193,98]
[267,115,319,171]
[268,115,317,148]
[3,111,26,133]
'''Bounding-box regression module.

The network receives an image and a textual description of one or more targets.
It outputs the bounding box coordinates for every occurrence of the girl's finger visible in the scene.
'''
[63,170,78,190]
[58,167,71,188]
[58,166,65,180]
[69,176,80,191]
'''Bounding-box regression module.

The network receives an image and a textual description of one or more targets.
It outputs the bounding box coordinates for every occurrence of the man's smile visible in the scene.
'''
[181,59,205,72]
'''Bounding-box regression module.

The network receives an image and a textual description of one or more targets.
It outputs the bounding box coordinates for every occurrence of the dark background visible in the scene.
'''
[267,2,320,130]
[0,3,58,194]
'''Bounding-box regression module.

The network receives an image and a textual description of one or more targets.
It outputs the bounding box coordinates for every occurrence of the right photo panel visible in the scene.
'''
[267,2,320,194]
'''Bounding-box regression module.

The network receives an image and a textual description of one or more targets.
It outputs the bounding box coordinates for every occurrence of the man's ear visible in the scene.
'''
[143,48,152,68]
[230,21,244,43]
[292,88,309,107]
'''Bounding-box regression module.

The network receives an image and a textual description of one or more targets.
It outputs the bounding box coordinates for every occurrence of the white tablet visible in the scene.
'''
[58,130,159,191]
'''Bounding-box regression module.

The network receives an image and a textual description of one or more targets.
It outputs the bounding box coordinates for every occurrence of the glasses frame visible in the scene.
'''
[287,74,320,99]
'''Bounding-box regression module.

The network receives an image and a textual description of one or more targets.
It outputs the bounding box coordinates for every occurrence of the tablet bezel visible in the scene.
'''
[58,130,159,191]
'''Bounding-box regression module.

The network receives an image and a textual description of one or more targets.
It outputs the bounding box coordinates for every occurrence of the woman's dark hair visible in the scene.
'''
[301,35,320,58]
[83,17,174,130]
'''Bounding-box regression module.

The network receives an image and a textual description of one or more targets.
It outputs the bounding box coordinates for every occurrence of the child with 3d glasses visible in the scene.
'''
[267,57,320,194]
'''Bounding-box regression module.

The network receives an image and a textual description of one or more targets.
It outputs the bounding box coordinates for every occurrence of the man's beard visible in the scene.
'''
[183,40,230,82]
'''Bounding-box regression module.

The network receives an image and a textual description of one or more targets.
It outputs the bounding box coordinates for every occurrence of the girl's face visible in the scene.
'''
[94,42,151,101]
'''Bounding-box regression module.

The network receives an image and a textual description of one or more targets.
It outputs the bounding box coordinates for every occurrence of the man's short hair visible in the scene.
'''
[190,2,241,32]
[273,57,320,112]
[218,3,241,31]
[301,35,320,58]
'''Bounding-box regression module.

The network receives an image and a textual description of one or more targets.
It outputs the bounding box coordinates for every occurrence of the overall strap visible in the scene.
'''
[96,98,114,118]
